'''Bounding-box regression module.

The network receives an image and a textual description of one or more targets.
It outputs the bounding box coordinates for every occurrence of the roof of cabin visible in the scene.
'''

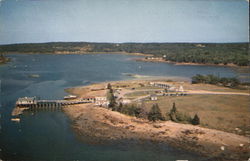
[17,97,36,102]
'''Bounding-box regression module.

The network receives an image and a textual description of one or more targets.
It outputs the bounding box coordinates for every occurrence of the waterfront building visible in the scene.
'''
[16,97,37,105]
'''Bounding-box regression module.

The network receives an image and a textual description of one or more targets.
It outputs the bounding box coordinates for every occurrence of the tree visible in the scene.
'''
[168,102,192,123]
[192,74,240,88]
[169,102,177,121]
[107,91,116,109]
[137,102,148,119]
[127,104,137,116]
[191,74,204,84]
[148,104,164,121]
[171,102,177,113]
[116,102,123,112]
[120,104,144,117]
[107,83,112,90]
[192,114,200,125]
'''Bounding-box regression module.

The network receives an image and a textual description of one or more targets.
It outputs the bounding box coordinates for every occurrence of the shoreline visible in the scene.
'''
[134,57,249,68]
[63,79,250,161]
[64,104,249,161]
[3,51,153,57]
[3,51,249,68]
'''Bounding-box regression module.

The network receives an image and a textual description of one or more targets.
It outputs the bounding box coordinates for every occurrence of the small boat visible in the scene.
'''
[11,118,20,122]
[29,74,40,78]
[64,95,77,100]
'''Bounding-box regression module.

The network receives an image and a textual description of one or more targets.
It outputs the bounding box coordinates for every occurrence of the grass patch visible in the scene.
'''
[144,94,250,136]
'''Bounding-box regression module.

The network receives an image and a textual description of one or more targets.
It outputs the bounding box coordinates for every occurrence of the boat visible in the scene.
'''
[29,74,40,78]
[64,95,77,100]
[11,118,20,122]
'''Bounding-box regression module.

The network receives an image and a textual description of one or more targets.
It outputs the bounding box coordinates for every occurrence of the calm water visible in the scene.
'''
[0,54,247,161]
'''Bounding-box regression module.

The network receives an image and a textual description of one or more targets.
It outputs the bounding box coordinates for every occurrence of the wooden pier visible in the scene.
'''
[12,97,91,116]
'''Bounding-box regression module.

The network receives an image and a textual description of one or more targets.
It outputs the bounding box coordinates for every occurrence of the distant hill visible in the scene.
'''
[0,42,249,66]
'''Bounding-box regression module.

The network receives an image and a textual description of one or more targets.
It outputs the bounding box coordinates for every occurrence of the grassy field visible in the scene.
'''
[182,83,250,93]
[78,80,250,136]
[144,94,250,136]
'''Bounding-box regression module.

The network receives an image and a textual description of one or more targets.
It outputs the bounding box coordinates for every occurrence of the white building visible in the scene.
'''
[121,99,131,104]
[150,95,158,101]
[150,82,170,89]
[95,97,109,106]
[16,97,37,105]
[178,85,184,92]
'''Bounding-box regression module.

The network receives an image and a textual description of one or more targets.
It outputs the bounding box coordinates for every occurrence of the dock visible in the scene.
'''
[12,97,92,116]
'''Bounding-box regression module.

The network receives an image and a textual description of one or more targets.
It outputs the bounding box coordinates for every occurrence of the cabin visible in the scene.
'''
[150,82,170,89]
[178,85,184,92]
[150,94,158,101]
[16,97,37,106]
[95,97,109,106]
[95,97,107,101]
[168,86,176,92]
[81,96,95,103]
[121,98,131,104]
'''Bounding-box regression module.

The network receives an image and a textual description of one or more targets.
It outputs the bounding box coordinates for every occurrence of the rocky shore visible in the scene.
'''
[64,104,249,161]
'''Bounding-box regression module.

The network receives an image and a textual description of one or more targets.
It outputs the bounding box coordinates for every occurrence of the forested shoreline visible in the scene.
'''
[0,42,249,66]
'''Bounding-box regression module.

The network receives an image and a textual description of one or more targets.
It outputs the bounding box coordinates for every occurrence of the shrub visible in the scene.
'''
[148,104,164,121]
[191,74,240,88]
[175,112,192,123]
[117,104,145,118]
[168,102,192,123]
[192,114,200,125]
[107,83,112,90]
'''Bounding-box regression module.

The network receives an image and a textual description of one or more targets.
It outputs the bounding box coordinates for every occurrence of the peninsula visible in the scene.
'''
[63,79,250,161]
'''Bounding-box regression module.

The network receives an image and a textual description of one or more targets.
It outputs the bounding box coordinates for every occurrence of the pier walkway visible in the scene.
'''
[12,97,91,116]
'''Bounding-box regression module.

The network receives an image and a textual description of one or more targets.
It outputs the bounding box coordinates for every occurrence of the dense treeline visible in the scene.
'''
[192,74,240,87]
[0,42,249,66]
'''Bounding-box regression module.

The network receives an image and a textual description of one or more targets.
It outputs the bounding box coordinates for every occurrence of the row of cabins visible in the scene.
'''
[149,82,186,101]
[145,57,164,60]
[145,55,167,60]
[79,96,109,106]
[149,82,184,92]
[150,82,170,88]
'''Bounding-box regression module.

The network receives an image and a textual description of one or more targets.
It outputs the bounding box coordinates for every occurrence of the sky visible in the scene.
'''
[0,0,249,44]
